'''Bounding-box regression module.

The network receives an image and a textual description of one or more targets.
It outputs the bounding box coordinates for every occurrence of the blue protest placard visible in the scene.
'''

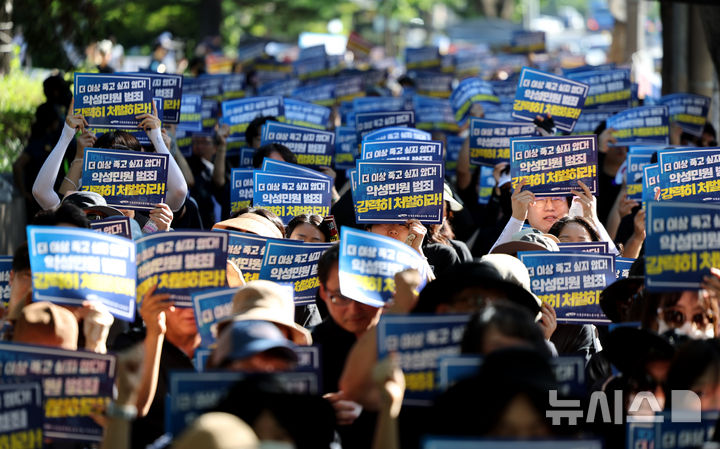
[469,118,537,166]
[645,202,720,291]
[377,314,470,405]
[445,135,464,178]
[643,163,660,204]
[454,47,487,78]
[450,78,500,124]
[405,46,440,70]
[0,256,11,310]
[81,148,168,211]
[166,371,319,437]
[222,96,284,137]
[354,160,444,224]
[294,56,328,80]
[355,111,415,142]
[573,107,622,135]
[338,227,428,307]
[284,98,331,130]
[0,342,115,442]
[222,73,245,100]
[615,257,635,279]
[423,439,602,449]
[437,355,482,391]
[659,93,711,137]
[74,73,152,129]
[658,148,720,202]
[192,288,236,348]
[136,231,228,307]
[230,169,254,214]
[353,97,408,114]
[260,157,332,180]
[183,74,224,99]
[140,72,184,123]
[482,102,514,122]
[512,67,589,133]
[260,121,335,168]
[334,75,365,103]
[363,127,431,143]
[335,126,358,170]
[89,216,132,240]
[253,172,332,224]
[606,106,669,146]
[518,251,615,324]
[490,80,516,102]
[27,226,136,321]
[566,69,632,110]
[556,242,609,253]
[626,412,717,449]
[627,146,658,201]
[257,78,300,97]
[508,30,546,53]
[201,98,219,132]
[258,239,332,304]
[551,356,586,397]
[477,165,496,205]
[221,230,268,283]
[290,82,335,106]
[413,72,454,98]
[177,94,203,132]
[510,135,598,196]
[361,140,443,162]
[0,382,43,447]
[413,96,458,132]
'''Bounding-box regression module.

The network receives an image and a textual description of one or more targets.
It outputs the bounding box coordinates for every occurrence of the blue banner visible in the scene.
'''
[136,231,228,307]
[413,72,454,98]
[221,73,246,100]
[353,97,408,114]
[335,126,358,170]
[27,226,136,321]
[334,75,365,103]
[489,80,516,102]
[200,98,219,131]
[566,69,632,110]
[377,314,470,405]
[562,63,616,76]
[450,78,500,124]
[0,382,43,447]
[659,93,711,137]
[183,74,224,99]
[469,118,538,166]
[510,135,598,196]
[413,96,458,132]
[221,230,268,283]
[362,127,431,143]
[512,67,589,132]
[192,288,236,348]
[0,342,115,442]
[230,169,254,214]
[177,94,203,132]
[260,158,332,180]
[478,165,496,205]
[556,242,609,253]
[482,102,514,121]
[606,106,669,146]
[253,172,332,224]
[81,148,168,211]
[626,146,658,201]
[284,99,331,129]
[615,257,635,279]
[339,227,429,307]
[645,201,720,291]
[74,73,152,129]
[626,412,717,449]
[355,111,416,146]
[260,121,335,168]
[89,216,132,240]
[657,148,720,202]
[257,78,300,97]
[643,163,660,204]
[290,82,335,106]
[222,96,284,137]
[140,72,183,123]
[361,140,443,162]
[509,30,546,53]
[518,251,615,324]
[0,256,11,310]
[445,135,464,178]
[573,107,622,135]
[294,56,328,80]
[166,371,319,437]
[259,239,332,304]
[405,46,440,70]
[354,160,444,224]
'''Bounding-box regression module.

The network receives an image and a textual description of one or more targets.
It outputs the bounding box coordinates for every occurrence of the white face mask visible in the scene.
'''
[657,319,715,340]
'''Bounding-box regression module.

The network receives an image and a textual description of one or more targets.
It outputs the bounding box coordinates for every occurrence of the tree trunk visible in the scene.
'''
[0,0,12,74]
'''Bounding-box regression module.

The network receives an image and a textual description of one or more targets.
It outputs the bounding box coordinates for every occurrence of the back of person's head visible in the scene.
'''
[43,73,70,105]
[94,130,143,152]
[461,301,550,357]
[245,115,277,148]
[32,202,90,228]
[31,102,61,137]
[217,206,285,238]
[13,301,78,350]
[173,412,258,449]
[252,143,297,168]
[12,242,30,272]
[285,214,330,242]
[317,244,340,287]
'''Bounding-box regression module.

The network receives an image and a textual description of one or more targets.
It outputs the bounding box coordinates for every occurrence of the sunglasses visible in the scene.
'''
[661,308,715,328]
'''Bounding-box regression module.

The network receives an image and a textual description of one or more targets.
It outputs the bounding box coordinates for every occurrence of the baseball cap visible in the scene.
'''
[210,320,298,368]
[62,191,124,220]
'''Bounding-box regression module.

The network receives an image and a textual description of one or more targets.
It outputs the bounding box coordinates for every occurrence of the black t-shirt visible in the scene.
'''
[186,154,230,229]
[424,242,460,278]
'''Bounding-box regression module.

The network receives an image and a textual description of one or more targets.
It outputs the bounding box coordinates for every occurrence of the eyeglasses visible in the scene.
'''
[328,290,354,306]
[661,308,715,328]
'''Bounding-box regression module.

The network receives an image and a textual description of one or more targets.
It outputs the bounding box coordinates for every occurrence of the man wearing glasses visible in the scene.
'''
[312,244,382,449]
